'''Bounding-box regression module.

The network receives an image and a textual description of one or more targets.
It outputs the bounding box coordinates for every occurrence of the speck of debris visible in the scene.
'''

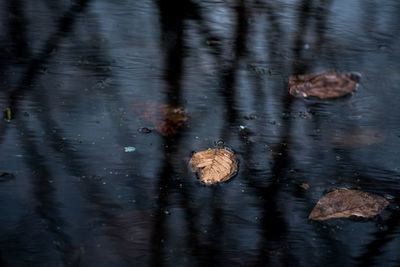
[124,146,136,152]
[300,183,310,190]
[138,127,152,133]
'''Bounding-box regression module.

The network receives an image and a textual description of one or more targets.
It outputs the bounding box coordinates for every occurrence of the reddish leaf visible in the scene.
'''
[189,148,238,185]
[132,102,187,136]
[309,189,389,221]
[289,71,360,99]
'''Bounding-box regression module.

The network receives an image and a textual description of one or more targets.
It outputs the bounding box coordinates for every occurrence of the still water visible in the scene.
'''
[1,0,400,266]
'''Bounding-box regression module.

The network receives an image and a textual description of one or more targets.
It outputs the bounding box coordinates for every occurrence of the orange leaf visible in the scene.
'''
[189,148,238,185]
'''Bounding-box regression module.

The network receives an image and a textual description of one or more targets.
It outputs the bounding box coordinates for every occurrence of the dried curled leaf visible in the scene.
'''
[189,148,238,185]
[132,102,187,136]
[289,71,360,99]
[309,189,389,221]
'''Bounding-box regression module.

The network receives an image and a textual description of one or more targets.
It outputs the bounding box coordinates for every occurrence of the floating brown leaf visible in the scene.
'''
[189,148,238,185]
[289,71,360,99]
[309,189,389,221]
[132,102,187,136]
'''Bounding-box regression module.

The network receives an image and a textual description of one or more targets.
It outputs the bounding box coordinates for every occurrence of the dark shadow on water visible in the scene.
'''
[6,0,30,59]
[0,0,91,145]
[150,1,195,265]
[355,207,400,267]
[14,118,78,265]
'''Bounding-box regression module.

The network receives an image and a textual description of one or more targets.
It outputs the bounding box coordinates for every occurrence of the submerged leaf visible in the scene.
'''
[332,128,384,147]
[309,189,389,221]
[189,148,237,185]
[289,71,360,99]
[132,102,187,136]
[103,210,154,260]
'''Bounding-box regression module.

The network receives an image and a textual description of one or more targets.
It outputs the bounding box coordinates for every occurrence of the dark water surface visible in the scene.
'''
[1,0,400,266]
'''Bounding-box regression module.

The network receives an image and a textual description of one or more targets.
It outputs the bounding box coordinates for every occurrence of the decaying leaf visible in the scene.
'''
[309,189,389,221]
[289,71,360,99]
[132,102,187,136]
[189,148,238,185]
[332,128,384,147]
[102,210,154,261]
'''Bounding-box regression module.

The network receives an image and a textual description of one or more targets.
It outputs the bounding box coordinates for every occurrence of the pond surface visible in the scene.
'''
[1,0,400,266]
